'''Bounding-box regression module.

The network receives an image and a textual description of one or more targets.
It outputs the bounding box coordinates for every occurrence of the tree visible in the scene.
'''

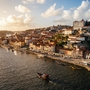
[50,33,68,48]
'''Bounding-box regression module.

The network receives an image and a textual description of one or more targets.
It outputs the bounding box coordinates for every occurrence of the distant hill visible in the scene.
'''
[0,31,13,37]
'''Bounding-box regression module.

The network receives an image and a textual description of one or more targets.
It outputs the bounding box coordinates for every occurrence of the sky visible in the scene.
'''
[0,0,90,31]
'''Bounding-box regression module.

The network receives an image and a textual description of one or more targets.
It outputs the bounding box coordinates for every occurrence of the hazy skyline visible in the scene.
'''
[0,0,90,31]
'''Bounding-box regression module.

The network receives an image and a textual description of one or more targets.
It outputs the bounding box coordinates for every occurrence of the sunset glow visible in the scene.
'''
[0,0,90,31]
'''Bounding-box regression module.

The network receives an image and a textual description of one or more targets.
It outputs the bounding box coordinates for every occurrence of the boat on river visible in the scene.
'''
[70,66,81,70]
[26,50,30,54]
[56,61,66,66]
[37,73,49,80]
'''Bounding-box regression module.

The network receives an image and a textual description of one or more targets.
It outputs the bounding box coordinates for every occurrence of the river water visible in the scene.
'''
[0,47,90,90]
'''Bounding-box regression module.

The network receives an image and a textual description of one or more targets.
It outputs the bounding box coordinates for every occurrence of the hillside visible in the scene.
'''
[0,31,13,37]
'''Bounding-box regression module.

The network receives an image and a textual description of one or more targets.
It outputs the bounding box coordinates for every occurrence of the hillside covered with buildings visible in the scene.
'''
[1,19,90,59]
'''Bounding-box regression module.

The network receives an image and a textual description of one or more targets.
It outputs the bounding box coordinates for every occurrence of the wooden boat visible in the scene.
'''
[60,63,66,66]
[56,61,66,66]
[56,61,60,65]
[21,51,24,54]
[26,50,30,54]
[37,73,49,80]
[70,66,81,70]
[71,66,76,70]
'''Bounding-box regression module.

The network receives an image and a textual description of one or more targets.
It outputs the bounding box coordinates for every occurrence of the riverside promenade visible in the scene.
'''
[1,44,90,71]
[46,55,90,71]
[27,49,90,71]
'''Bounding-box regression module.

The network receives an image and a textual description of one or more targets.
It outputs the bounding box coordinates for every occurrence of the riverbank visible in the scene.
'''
[28,50,90,71]
[24,49,90,71]
[46,55,90,71]
[1,44,90,71]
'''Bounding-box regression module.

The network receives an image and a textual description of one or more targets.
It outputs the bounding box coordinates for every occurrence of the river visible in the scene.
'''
[0,47,90,90]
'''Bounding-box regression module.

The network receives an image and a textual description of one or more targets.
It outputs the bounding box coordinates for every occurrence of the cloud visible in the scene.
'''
[15,5,30,13]
[62,10,73,20]
[85,9,90,18]
[22,0,29,4]
[3,11,7,13]
[36,0,45,4]
[53,18,72,25]
[41,3,64,18]
[53,0,90,25]
[22,0,45,4]
[73,0,90,20]
[0,14,34,30]
[22,0,34,4]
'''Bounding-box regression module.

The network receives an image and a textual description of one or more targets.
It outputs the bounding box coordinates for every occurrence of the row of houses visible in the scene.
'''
[29,42,55,52]
[1,20,90,59]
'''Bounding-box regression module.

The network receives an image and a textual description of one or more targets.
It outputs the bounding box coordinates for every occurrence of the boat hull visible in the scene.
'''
[37,73,49,80]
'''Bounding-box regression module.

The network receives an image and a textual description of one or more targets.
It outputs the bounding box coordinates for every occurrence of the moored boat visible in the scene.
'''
[37,73,49,80]
[56,61,66,66]
[26,50,30,54]
[70,66,81,70]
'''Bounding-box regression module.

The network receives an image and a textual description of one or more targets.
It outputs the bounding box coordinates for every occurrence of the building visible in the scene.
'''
[73,19,90,31]
[73,19,85,30]
[62,29,72,35]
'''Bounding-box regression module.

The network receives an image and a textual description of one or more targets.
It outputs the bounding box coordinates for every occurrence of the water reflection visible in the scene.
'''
[6,49,8,52]
[0,48,90,90]
[14,50,17,56]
